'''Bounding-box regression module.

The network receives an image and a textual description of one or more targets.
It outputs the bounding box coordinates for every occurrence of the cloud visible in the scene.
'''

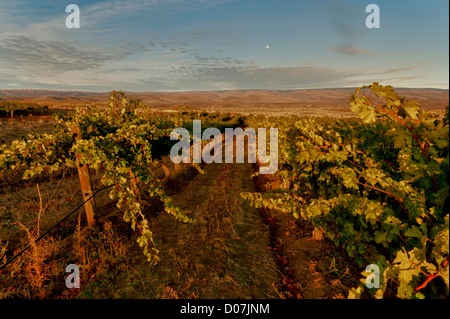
[328,44,379,56]
[133,64,359,91]
[373,63,429,75]
[323,0,363,39]
[192,54,246,66]
[0,52,431,91]
[79,0,235,28]
[323,1,378,58]
[178,30,235,41]
[0,0,236,44]
[0,35,131,77]
[148,61,435,91]
[0,30,431,91]
[210,65,354,89]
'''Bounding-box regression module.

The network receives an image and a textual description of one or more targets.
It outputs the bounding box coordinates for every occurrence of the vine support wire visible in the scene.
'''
[0,183,115,271]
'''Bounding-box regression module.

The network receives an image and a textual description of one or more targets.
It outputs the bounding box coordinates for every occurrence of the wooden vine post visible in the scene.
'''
[71,124,96,226]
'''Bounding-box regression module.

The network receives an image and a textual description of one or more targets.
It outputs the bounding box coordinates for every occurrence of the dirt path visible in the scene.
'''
[77,155,358,299]
[176,162,281,298]
[98,161,282,299]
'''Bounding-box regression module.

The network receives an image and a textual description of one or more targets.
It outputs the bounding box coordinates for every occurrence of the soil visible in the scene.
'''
[253,169,362,299]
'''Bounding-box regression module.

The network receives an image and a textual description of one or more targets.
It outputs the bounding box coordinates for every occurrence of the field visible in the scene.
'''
[0,84,448,299]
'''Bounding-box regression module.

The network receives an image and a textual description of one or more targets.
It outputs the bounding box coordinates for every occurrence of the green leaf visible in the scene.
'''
[404,225,423,239]
[374,231,387,244]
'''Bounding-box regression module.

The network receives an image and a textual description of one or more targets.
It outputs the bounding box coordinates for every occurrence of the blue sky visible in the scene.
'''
[0,0,448,91]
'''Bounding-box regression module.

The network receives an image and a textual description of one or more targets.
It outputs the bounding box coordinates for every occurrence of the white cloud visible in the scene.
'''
[0,35,131,75]
[328,44,379,56]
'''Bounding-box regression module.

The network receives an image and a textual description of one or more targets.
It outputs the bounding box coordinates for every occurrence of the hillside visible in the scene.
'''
[0,88,447,118]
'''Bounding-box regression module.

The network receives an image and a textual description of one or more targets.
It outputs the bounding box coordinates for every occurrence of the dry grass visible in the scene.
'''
[0,184,63,298]
[0,163,131,298]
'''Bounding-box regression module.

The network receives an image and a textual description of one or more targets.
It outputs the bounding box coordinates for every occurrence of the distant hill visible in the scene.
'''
[0,88,447,117]
[0,89,108,102]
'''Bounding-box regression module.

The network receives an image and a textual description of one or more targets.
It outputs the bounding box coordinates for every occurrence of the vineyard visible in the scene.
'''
[0,101,49,118]
[243,83,449,298]
[0,83,448,299]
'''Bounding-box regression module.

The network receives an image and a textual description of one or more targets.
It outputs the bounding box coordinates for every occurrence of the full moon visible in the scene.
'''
[266,45,270,49]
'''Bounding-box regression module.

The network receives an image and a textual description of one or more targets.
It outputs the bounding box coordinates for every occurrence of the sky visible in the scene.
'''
[0,0,448,92]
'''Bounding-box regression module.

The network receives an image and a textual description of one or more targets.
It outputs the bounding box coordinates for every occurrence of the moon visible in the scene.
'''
[266,45,270,49]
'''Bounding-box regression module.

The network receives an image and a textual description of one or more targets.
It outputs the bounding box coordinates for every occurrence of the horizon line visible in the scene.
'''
[1,86,449,94]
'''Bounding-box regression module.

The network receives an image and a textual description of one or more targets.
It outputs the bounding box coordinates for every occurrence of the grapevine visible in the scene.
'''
[242,83,449,298]
[0,90,242,264]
